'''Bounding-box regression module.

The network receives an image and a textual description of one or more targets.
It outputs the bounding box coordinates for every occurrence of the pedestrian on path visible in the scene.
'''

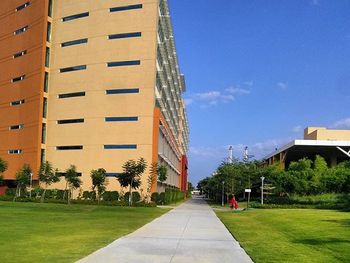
[229,194,238,210]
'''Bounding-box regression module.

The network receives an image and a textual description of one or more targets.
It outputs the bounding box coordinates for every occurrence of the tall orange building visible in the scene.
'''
[0,0,189,194]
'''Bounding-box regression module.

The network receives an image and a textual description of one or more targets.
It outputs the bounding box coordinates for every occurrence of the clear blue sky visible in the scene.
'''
[168,0,350,186]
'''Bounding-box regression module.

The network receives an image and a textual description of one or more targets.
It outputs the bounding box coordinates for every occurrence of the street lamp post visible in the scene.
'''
[221,181,225,207]
[260,176,265,205]
[29,173,33,199]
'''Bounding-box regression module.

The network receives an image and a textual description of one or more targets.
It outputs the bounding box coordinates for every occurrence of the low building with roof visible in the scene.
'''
[264,127,350,168]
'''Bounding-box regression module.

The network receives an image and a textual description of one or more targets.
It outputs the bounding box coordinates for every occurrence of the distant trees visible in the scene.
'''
[39,161,60,202]
[90,168,108,204]
[198,155,350,201]
[117,158,147,206]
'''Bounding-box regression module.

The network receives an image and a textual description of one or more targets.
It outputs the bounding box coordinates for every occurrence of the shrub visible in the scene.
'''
[102,191,119,202]
[158,192,166,205]
[5,188,16,196]
[151,192,159,203]
[56,190,68,200]
[82,191,96,200]
[124,191,141,203]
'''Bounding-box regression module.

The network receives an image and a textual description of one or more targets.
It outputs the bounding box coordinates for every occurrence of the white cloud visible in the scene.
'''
[331,118,350,129]
[185,83,251,108]
[292,125,303,133]
[277,82,288,90]
[243,81,254,87]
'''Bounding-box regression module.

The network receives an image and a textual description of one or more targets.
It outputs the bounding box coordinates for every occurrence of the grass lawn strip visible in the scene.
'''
[216,209,350,263]
[0,201,169,263]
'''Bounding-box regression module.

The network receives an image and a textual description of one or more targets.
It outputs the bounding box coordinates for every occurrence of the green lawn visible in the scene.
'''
[0,201,169,263]
[216,209,350,263]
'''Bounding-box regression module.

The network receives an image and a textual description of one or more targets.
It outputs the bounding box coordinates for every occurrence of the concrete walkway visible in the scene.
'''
[78,198,253,263]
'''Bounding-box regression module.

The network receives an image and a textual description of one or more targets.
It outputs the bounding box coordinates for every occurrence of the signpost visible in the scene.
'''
[245,188,251,209]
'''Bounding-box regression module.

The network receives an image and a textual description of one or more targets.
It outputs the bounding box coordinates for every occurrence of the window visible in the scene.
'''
[45,47,50,67]
[42,123,46,144]
[9,124,24,130]
[56,146,83,150]
[15,2,30,12]
[47,22,52,42]
[43,97,47,118]
[12,75,25,83]
[48,0,53,17]
[104,145,137,149]
[105,173,120,177]
[58,91,86,99]
[106,88,139,94]
[57,119,84,124]
[105,117,138,122]
[62,12,89,22]
[14,26,28,35]
[61,38,88,47]
[44,72,49,92]
[108,32,141,40]
[8,149,22,154]
[41,149,46,163]
[60,65,86,73]
[13,50,27,59]
[110,4,143,12]
[107,60,140,67]
[10,99,25,106]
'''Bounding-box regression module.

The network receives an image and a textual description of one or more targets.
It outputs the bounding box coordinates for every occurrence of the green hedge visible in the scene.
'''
[124,192,141,203]
[102,191,119,202]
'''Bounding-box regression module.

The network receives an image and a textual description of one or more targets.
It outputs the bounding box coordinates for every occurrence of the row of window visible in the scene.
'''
[61,4,143,23]
[59,60,141,73]
[7,88,139,108]
[8,144,137,155]
[56,117,138,124]
[60,32,141,48]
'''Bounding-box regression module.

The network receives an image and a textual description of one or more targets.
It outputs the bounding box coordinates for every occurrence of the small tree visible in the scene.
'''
[0,158,8,186]
[39,161,60,203]
[147,162,158,202]
[157,164,168,183]
[14,164,31,201]
[117,158,147,206]
[90,168,108,204]
[64,165,82,204]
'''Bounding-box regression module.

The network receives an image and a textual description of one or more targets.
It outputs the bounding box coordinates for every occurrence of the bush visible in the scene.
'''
[124,192,141,203]
[82,191,96,200]
[5,188,16,196]
[151,192,159,203]
[56,190,67,200]
[158,192,166,205]
[102,191,119,202]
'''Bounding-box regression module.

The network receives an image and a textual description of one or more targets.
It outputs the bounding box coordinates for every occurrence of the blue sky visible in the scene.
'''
[168,0,350,186]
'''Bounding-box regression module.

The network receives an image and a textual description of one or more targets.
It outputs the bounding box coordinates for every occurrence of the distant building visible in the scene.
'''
[0,0,189,194]
[264,127,350,168]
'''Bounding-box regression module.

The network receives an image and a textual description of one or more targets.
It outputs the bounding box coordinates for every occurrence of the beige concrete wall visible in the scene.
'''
[46,0,159,193]
[304,127,350,141]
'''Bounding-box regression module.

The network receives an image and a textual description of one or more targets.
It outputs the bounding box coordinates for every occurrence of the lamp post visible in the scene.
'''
[221,181,225,207]
[29,173,33,199]
[260,176,265,205]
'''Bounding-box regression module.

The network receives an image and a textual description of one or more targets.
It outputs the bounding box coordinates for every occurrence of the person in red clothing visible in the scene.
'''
[229,194,238,210]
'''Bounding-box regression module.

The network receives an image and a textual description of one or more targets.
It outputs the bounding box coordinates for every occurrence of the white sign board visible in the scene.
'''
[245,189,251,193]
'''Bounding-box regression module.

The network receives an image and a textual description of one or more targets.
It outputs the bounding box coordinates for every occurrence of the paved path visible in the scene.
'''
[78,198,253,263]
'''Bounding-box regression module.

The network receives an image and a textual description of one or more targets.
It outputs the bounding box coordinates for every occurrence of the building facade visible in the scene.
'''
[0,0,189,194]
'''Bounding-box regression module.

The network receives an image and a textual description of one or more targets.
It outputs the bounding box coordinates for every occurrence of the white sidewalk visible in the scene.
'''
[77,198,253,263]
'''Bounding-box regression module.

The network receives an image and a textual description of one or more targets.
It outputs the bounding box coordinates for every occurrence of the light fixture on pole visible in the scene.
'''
[29,173,33,199]
[221,181,225,207]
[260,176,265,205]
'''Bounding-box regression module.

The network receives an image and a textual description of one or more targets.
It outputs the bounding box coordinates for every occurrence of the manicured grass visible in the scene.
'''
[0,201,169,263]
[216,209,350,263]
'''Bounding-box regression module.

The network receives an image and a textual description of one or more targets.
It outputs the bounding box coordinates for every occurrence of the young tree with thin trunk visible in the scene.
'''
[64,165,82,204]
[0,158,7,186]
[157,164,168,184]
[39,161,60,203]
[117,158,147,206]
[90,168,108,204]
[14,164,31,201]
